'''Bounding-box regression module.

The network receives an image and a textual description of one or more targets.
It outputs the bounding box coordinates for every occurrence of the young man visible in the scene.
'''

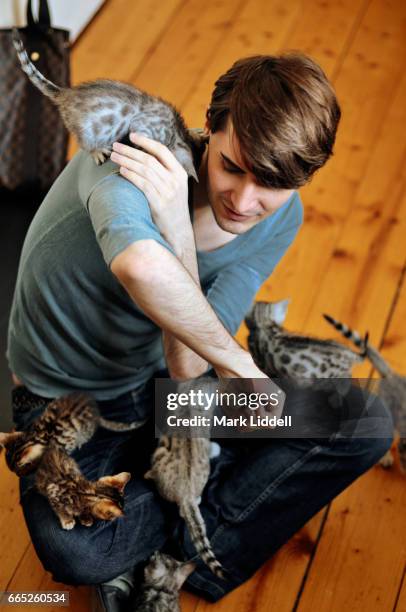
[7,54,392,610]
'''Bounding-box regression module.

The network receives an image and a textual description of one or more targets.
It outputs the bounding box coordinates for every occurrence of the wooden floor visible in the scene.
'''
[2,0,406,610]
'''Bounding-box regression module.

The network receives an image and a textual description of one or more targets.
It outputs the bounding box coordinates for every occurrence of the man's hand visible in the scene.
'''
[110,133,192,252]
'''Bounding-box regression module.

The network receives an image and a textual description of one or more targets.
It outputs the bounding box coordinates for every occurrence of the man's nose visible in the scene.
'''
[230,183,259,215]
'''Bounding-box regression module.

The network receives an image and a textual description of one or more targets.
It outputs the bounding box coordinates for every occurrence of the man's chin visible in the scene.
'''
[214,212,253,235]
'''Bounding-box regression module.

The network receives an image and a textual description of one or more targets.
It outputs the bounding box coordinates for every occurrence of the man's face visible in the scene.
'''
[203,117,295,234]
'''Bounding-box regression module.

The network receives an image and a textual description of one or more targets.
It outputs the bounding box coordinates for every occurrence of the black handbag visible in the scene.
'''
[0,0,70,199]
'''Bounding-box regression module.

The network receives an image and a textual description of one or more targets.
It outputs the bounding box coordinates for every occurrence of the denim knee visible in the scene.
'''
[331,390,394,472]
[21,492,118,584]
[21,488,167,585]
[348,434,393,470]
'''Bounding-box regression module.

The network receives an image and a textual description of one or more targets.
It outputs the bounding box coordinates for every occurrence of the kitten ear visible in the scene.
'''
[99,471,131,492]
[0,431,23,447]
[175,561,196,588]
[144,551,167,580]
[271,299,290,325]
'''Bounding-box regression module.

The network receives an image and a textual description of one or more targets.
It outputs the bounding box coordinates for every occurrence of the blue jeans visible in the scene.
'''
[13,378,393,603]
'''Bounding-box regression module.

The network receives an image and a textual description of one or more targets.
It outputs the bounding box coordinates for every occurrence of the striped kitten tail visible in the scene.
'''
[323,314,395,377]
[12,29,61,99]
[323,314,369,357]
[180,501,225,579]
[98,416,148,432]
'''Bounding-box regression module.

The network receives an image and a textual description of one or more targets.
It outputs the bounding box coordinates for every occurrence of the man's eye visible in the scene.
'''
[223,163,241,174]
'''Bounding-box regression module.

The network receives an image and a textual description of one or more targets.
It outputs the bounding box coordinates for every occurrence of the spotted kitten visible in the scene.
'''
[145,380,224,579]
[35,445,130,530]
[323,314,406,471]
[245,299,368,385]
[0,392,146,476]
[12,31,200,178]
[145,436,224,578]
[132,552,195,612]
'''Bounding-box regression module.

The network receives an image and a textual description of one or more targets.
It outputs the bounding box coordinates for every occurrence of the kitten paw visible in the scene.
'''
[379,449,394,468]
[60,518,75,530]
[91,149,110,165]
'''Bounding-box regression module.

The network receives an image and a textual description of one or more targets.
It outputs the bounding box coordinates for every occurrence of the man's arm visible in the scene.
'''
[160,233,210,379]
[109,134,265,379]
[110,238,265,379]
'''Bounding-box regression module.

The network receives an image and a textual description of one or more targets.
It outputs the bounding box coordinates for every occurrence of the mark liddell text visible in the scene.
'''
[166,415,292,428]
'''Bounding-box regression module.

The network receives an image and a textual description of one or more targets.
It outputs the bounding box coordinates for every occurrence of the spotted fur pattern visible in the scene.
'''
[12,30,200,179]
[132,552,195,611]
[35,446,130,529]
[245,300,368,386]
[0,392,146,476]
[323,314,406,471]
[145,381,224,579]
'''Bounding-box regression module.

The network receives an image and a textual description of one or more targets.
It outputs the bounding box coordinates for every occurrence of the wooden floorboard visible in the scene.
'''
[1,0,405,610]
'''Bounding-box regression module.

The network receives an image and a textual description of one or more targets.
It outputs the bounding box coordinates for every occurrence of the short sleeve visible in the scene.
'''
[83,172,174,267]
[205,222,301,335]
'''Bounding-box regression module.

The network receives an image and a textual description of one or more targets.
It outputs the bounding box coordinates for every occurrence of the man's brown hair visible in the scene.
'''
[207,53,341,189]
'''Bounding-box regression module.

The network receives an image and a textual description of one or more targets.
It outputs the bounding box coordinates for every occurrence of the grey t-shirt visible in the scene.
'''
[7,148,303,400]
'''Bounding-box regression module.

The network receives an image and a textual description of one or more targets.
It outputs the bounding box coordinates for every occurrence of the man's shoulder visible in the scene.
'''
[76,151,122,202]
[74,151,150,217]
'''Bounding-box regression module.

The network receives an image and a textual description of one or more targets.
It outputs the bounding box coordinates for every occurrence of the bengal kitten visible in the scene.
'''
[145,380,224,579]
[0,392,146,476]
[323,314,406,471]
[245,300,368,385]
[132,552,195,612]
[35,446,130,530]
[12,31,201,178]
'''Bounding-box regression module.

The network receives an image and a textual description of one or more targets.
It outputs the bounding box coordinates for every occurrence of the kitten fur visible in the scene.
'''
[145,436,224,579]
[132,552,195,612]
[12,30,200,179]
[245,300,368,386]
[0,392,146,476]
[323,314,406,471]
[35,445,130,530]
[145,381,224,578]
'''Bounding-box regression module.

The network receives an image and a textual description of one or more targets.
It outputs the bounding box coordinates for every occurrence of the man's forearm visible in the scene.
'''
[111,240,264,378]
[162,234,209,379]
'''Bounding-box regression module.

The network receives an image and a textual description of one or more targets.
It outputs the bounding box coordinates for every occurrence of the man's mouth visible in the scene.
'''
[222,200,252,221]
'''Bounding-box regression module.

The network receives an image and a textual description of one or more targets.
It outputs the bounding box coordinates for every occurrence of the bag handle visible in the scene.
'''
[27,0,51,28]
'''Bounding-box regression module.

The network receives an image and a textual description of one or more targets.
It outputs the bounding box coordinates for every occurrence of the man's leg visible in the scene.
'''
[169,385,393,603]
[14,380,393,602]
[15,383,178,586]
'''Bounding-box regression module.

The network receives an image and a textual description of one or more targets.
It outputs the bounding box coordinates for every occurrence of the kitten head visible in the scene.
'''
[144,552,195,590]
[0,430,46,476]
[89,472,131,521]
[245,299,290,330]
